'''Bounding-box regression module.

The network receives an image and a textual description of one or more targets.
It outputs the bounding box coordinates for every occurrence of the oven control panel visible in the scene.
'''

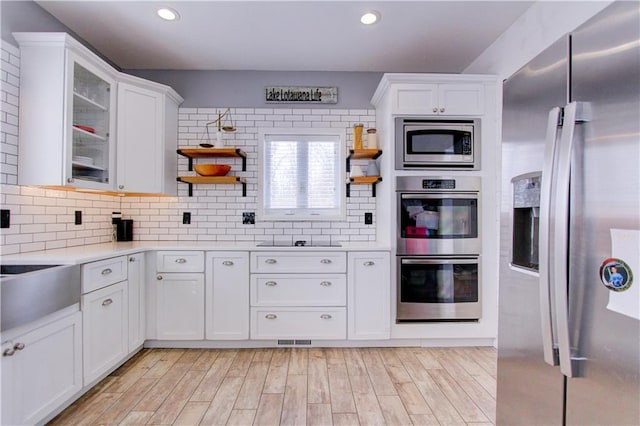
[422,179,456,190]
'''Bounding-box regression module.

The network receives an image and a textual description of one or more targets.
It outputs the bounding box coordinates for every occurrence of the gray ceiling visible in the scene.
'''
[36,1,533,72]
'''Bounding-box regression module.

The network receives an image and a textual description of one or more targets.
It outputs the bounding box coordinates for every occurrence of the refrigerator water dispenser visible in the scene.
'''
[512,173,541,271]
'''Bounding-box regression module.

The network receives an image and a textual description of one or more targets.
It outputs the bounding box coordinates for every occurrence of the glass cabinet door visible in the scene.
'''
[69,58,115,188]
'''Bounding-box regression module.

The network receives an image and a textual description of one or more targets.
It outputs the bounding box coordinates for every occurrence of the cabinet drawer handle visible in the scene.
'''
[320,314,332,320]
[129,257,135,263]
[320,259,332,264]
[363,261,375,266]
[265,259,277,264]
[432,107,438,113]
[102,298,113,307]
[265,314,278,320]
[440,107,445,113]
[265,281,278,287]
[13,342,25,351]
[175,258,187,264]
[157,275,163,280]
[101,268,112,275]
[3,348,15,357]
[222,260,234,266]
[118,185,125,190]
[320,281,332,287]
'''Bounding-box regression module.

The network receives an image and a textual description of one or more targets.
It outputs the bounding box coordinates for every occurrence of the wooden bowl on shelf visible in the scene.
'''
[193,164,231,176]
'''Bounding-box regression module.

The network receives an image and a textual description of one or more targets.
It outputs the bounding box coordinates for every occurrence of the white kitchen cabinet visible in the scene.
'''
[392,82,484,116]
[116,78,182,195]
[127,253,145,351]
[1,309,82,426]
[15,33,117,191]
[206,252,249,340]
[249,251,347,340]
[81,255,127,294]
[82,281,128,385]
[156,251,205,273]
[155,273,205,340]
[347,251,391,340]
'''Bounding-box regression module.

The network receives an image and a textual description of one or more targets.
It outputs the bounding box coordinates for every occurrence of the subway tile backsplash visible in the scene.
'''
[0,39,378,254]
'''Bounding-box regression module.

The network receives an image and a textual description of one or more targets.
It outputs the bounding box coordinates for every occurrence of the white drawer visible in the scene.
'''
[82,256,127,294]
[251,274,346,307]
[251,252,346,273]
[156,251,204,273]
[250,307,346,340]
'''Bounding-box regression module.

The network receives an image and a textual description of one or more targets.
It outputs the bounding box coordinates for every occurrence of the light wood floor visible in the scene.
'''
[49,346,497,426]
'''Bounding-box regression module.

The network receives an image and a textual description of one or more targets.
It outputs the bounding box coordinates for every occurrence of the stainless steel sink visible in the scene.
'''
[1,264,81,331]
[256,240,342,248]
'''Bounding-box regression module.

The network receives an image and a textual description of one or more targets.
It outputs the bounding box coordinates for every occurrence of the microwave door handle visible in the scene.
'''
[553,102,590,378]
[539,106,562,367]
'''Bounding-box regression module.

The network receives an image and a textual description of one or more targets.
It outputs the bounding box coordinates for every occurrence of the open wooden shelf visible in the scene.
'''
[177,147,247,171]
[176,176,247,197]
[347,176,382,197]
[346,149,382,173]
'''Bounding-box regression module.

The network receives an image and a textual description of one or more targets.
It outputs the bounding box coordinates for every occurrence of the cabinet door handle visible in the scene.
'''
[118,185,124,190]
[175,258,187,264]
[265,281,278,287]
[102,298,113,306]
[101,268,112,275]
[265,314,278,320]
[222,260,234,266]
[440,107,445,113]
[129,257,135,263]
[157,275,163,280]
[320,281,332,287]
[432,107,438,113]
[320,259,332,264]
[3,348,15,357]
[320,314,332,320]
[265,259,277,264]
[13,342,25,351]
[363,261,375,266]
[67,177,74,183]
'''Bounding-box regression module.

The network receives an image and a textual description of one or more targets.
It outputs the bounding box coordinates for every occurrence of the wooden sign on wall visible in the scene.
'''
[265,86,338,104]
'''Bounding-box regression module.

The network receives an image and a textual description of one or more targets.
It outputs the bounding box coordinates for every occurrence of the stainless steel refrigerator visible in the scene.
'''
[497,2,640,424]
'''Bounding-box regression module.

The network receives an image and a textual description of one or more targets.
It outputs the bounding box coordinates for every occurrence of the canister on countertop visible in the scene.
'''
[367,128,377,149]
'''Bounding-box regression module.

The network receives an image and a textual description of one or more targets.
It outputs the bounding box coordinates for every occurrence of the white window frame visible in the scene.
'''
[257,127,346,221]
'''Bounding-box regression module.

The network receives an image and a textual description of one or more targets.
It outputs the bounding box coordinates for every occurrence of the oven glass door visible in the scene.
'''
[397,256,481,321]
[399,193,478,239]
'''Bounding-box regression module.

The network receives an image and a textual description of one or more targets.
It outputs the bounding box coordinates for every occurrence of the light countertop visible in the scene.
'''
[1,241,391,265]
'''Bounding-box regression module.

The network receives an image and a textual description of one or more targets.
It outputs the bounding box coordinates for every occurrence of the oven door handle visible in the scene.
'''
[400,193,479,200]
[401,257,479,265]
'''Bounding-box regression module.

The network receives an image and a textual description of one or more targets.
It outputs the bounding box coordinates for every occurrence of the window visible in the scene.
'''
[258,128,346,221]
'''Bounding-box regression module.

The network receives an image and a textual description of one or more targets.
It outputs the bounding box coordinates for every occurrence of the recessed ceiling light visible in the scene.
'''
[157,7,180,21]
[360,11,380,25]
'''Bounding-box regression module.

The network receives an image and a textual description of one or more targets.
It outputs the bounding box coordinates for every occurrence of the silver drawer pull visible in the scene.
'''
[363,261,375,266]
[13,342,25,351]
[157,274,163,280]
[175,258,187,264]
[265,259,277,264]
[102,298,113,307]
[320,259,332,264]
[3,348,15,357]
[222,260,234,266]
[101,268,112,275]
[320,314,332,320]
[265,314,278,320]
[320,281,332,287]
[265,281,278,287]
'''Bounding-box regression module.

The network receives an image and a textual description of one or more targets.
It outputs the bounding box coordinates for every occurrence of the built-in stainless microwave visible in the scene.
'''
[395,118,479,169]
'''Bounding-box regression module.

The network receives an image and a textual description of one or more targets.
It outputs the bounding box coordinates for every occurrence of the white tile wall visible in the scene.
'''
[0,40,380,253]
[123,107,379,244]
[1,41,20,185]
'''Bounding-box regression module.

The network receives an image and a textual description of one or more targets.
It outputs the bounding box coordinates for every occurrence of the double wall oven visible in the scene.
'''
[396,176,481,321]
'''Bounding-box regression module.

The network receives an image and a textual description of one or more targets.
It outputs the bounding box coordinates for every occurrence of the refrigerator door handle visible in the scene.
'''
[553,101,591,378]
[539,106,562,367]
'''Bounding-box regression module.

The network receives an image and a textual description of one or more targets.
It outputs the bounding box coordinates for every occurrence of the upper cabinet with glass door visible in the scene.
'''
[14,33,117,191]
[69,56,116,189]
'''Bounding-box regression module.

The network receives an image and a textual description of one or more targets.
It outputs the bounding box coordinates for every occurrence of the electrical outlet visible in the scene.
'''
[183,212,191,224]
[1,209,9,228]
[243,212,255,225]
[75,210,82,225]
[364,212,373,225]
